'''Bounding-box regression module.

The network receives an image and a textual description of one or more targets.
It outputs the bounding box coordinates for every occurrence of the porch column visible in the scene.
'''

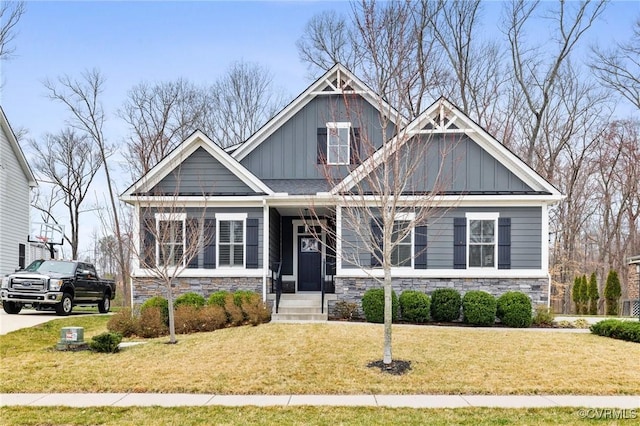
[336,205,342,271]
[262,200,269,302]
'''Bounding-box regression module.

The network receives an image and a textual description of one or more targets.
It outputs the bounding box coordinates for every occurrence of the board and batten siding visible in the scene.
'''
[340,206,542,270]
[240,94,392,180]
[360,134,533,194]
[0,128,31,276]
[151,147,257,195]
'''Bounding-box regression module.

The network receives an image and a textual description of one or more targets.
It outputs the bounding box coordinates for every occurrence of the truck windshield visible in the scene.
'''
[32,261,76,275]
[24,259,46,272]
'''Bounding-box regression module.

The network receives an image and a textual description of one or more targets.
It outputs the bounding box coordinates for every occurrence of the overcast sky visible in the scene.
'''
[1,1,638,260]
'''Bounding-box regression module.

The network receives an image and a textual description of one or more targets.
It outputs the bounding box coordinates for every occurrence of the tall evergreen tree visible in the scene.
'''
[604,270,621,316]
[588,273,599,315]
[572,276,582,315]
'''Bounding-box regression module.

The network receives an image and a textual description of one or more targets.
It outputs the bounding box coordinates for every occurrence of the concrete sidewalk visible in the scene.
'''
[1,393,638,408]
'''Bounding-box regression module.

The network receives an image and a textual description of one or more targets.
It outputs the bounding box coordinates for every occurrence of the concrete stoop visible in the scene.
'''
[271,294,328,322]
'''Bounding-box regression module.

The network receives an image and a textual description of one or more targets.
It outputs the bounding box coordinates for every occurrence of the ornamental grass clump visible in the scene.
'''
[361,288,398,323]
[430,288,462,322]
[532,305,555,327]
[462,291,496,326]
[399,290,430,323]
[496,291,532,328]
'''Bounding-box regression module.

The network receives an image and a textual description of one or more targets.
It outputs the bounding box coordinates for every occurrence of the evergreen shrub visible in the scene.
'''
[174,292,206,309]
[462,290,496,326]
[208,291,230,307]
[430,288,462,322]
[140,296,169,325]
[399,290,430,323]
[361,288,398,324]
[496,291,532,328]
[89,332,122,353]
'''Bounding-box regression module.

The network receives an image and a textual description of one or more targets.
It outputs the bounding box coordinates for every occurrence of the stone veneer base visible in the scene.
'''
[132,277,262,306]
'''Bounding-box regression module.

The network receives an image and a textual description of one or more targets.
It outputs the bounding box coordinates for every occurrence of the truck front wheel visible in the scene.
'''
[2,301,22,314]
[56,293,73,316]
[98,292,111,313]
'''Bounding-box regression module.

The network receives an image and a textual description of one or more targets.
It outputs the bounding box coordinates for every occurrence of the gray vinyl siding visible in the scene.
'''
[241,94,393,181]
[340,206,542,269]
[151,147,257,195]
[359,134,533,193]
[139,207,264,268]
[0,127,32,277]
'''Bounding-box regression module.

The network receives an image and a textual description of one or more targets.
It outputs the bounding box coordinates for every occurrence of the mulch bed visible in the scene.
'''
[367,359,412,375]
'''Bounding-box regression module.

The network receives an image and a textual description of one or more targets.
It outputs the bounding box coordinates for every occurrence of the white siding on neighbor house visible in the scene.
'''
[0,127,31,276]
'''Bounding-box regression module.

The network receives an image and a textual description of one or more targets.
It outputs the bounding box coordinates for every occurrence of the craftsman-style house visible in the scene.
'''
[121,64,562,320]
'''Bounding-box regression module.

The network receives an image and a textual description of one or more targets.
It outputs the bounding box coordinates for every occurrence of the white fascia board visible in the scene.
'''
[233,64,404,162]
[335,268,549,280]
[132,268,265,279]
[336,194,563,206]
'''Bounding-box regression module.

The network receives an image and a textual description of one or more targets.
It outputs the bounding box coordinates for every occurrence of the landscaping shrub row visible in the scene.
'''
[108,291,270,338]
[590,319,640,343]
[361,288,533,328]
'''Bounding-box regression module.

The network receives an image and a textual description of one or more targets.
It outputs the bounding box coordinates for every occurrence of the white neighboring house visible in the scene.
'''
[0,106,37,276]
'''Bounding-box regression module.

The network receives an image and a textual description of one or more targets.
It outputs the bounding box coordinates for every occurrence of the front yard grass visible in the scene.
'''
[2,315,639,395]
[0,406,619,426]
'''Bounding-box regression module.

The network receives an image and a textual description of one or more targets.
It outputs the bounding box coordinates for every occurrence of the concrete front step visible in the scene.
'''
[271,313,328,322]
[271,294,328,322]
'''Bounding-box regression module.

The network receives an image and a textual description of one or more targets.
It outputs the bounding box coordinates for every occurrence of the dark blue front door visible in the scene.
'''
[298,236,321,291]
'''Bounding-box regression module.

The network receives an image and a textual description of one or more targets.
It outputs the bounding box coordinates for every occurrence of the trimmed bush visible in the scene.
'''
[399,291,431,323]
[208,291,230,307]
[361,288,398,324]
[604,270,621,316]
[532,305,555,327]
[140,296,169,325]
[136,306,168,338]
[430,288,462,322]
[233,290,255,307]
[496,291,532,328]
[591,319,640,343]
[197,305,229,332]
[174,305,201,334]
[462,291,496,326]
[224,293,245,326]
[89,332,122,353]
[174,292,206,309]
[107,308,137,337]
[241,293,271,326]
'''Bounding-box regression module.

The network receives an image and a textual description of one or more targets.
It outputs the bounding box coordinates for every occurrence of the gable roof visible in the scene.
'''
[0,106,37,187]
[120,130,274,201]
[331,97,562,200]
[232,63,404,162]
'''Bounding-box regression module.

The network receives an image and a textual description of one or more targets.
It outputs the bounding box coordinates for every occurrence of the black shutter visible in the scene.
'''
[453,218,466,269]
[203,219,216,269]
[317,127,327,164]
[143,218,156,268]
[498,217,511,269]
[371,219,383,267]
[350,127,360,165]
[246,218,259,269]
[414,225,428,269]
[186,218,199,269]
[18,244,26,269]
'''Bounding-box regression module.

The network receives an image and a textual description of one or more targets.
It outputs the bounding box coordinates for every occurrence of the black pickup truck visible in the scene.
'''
[1,260,115,316]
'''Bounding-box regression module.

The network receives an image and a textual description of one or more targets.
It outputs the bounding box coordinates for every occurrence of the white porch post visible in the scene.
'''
[336,205,342,271]
[262,199,269,302]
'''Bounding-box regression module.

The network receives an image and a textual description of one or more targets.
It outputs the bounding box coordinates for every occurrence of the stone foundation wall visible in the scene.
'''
[132,277,262,306]
[330,276,549,319]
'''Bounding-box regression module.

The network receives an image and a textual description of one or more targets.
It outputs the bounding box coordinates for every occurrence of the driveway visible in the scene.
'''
[0,309,96,335]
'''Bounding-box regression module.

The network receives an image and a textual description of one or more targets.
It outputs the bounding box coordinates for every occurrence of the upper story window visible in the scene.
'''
[327,122,351,165]
[217,213,246,268]
[466,213,498,268]
[156,213,186,267]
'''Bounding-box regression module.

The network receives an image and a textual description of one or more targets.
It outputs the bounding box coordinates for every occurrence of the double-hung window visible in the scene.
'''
[391,220,413,267]
[467,213,498,268]
[156,213,186,267]
[217,213,246,268]
[326,122,351,165]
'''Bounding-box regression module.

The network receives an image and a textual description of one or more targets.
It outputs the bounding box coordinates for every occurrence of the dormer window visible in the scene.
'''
[326,122,351,165]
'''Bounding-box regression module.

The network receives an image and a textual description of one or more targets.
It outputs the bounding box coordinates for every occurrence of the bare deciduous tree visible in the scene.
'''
[29,129,103,259]
[0,1,25,59]
[44,69,132,305]
[591,18,640,110]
